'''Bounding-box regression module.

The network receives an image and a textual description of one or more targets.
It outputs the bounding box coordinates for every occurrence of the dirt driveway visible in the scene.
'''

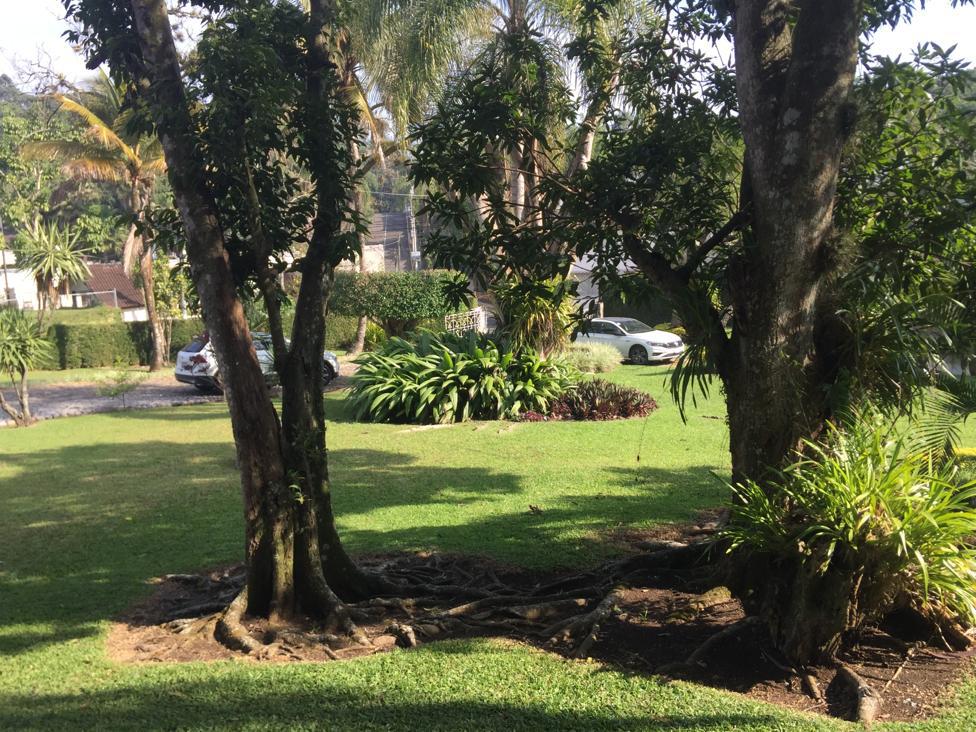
[1,368,356,426]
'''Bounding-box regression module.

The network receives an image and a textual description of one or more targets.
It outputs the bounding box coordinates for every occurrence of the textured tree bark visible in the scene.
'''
[139,243,167,371]
[0,371,33,426]
[126,180,166,371]
[723,0,860,484]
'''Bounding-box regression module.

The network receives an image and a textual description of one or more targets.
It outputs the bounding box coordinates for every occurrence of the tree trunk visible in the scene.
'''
[723,0,860,484]
[345,132,368,357]
[718,0,862,664]
[128,0,353,621]
[0,370,32,427]
[140,243,167,371]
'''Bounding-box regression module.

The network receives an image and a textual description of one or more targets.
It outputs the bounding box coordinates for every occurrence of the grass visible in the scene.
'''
[26,366,150,386]
[1,365,975,730]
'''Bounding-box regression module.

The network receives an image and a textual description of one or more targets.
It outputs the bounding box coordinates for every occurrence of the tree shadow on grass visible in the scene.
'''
[1,435,724,658]
[0,655,792,731]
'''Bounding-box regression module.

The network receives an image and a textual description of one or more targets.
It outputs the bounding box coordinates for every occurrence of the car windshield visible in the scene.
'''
[615,319,653,334]
[182,337,207,353]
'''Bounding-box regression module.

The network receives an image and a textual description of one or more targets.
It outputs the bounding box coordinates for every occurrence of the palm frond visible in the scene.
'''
[53,94,139,164]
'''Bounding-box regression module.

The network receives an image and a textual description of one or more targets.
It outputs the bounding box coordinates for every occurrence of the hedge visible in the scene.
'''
[330,270,460,337]
[45,318,206,369]
[43,314,361,369]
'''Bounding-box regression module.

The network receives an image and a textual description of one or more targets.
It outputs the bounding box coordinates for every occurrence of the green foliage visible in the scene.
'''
[547,379,657,421]
[0,307,51,424]
[0,307,51,378]
[349,330,576,423]
[723,415,976,631]
[95,362,147,408]
[330,270,460,337]
[151,258,193,321]
[48,323,141,369]
[363,320,387,351]
[46,318,205,369]
[562,343,621,374]
[12,222,91,317]
[492,278,576,356]
[324,314,362,350]
[653,322,688,339]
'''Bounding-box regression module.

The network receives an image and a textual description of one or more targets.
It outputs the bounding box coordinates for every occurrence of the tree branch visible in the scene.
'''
[678,209,749,278]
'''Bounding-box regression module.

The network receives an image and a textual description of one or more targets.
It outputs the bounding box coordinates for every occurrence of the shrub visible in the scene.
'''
[349,330,576,423]
[96,363,147,408]
[722,417,976,659]
[363,321,387,351]
[548,379,657,421]
[324,313,361,350]
[330,270,460,337]
[0,307,52,425]
[562,343,621,373]
[49,323,143,368]
[46,318,207,368]
[492,277,575,357]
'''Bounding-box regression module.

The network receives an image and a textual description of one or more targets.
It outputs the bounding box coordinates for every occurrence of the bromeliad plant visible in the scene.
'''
[549,379,656,421]
[349,330,576,423]
[723,414,976,663]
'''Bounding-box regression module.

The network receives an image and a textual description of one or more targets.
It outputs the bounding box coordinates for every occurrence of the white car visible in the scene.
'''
[175,332,340,393]
[574,317,684,364]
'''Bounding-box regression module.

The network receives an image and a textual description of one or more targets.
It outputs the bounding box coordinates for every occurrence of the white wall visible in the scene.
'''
[0,250,39,309]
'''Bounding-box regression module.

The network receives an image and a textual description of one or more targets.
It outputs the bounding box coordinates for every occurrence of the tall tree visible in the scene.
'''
[415,0,976,663]
[25,72,169,369]
[64,0,386,641]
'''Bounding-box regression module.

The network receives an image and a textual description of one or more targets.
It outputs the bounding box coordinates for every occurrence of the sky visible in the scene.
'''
[1,0,976,87]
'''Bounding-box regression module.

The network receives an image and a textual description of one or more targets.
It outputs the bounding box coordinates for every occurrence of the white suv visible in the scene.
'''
[175,332,340,393]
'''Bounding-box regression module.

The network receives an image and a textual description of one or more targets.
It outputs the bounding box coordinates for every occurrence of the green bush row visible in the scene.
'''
[43,314,363,369]
[44,319,207,369]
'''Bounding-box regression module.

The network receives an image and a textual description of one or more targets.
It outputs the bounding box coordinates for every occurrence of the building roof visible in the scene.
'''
[79,262,145,310]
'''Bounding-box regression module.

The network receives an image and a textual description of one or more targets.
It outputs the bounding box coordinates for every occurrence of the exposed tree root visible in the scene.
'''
[214,590,264,654]
[801,672,824,704]
[835,661,881,727]
[543,589,626,658]
[881,647,916,694]
[657,616,760,675]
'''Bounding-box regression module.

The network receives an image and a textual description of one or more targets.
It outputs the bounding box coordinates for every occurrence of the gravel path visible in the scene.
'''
[1,368,356,426]
[1,375,221,426]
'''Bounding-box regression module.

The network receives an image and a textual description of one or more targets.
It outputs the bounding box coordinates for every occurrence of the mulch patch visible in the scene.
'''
[107,525,974,724]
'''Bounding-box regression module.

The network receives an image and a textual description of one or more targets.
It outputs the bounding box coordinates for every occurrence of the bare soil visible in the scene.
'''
[108,523,975,725]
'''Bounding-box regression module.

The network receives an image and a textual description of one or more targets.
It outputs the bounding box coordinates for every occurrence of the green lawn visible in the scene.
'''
[2,365,976,730]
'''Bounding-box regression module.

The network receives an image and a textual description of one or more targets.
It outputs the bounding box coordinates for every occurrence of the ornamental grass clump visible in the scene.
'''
[722,415,976,663]
[562,343,622,374]
[349,330,576,424]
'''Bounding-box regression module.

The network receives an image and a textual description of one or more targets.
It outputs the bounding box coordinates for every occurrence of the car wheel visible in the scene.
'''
[628,345,649,365]
[323,364,336,387]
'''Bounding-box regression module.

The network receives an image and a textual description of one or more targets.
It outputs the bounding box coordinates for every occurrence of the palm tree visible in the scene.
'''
[23,72,170,370]
[0,306,52,426]
[13,221,90,324]
[328,0,494,354]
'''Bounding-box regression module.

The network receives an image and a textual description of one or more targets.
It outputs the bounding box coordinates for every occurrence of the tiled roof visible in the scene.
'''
[80,262,145,309]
